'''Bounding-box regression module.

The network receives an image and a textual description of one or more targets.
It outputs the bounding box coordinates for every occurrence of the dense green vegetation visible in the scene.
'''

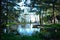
[44,24,60,28]
[1,24,60,40]
[1,33,42,40]
[1,0,60,40]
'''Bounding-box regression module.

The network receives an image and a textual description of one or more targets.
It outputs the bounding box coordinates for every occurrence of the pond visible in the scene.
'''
[17,23,40,36]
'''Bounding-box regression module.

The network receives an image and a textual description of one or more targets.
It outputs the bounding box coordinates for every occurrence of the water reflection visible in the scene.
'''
[17,24,40,36]
[16,0,40,36]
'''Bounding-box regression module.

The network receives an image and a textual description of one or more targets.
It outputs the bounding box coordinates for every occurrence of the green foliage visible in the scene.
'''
[1,33,43,40]
[6,22,17,26]
[1,24,60,40]
[44,24,60,28]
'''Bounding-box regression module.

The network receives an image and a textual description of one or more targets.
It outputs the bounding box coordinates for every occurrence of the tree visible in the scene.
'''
[0,0,20,34]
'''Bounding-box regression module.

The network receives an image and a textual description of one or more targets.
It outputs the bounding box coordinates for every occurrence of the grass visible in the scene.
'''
[44,24,60,28]
[1,24,60,40]
[1,33,43,40]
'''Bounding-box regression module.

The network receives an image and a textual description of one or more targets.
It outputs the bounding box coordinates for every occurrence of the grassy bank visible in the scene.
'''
[1,24,60,40]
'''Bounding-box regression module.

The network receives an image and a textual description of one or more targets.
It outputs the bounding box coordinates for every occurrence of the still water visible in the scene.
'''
[17,24,40,36]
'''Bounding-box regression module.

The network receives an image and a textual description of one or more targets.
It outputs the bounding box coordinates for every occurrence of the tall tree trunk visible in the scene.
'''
[53,3,55,24]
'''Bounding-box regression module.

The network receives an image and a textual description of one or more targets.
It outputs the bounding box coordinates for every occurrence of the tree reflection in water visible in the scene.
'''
[17,24,40,36]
